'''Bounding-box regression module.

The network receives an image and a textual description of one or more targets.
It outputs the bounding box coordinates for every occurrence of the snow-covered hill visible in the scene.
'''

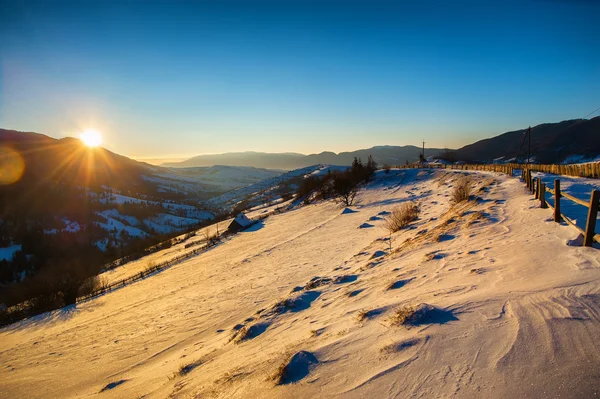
[207,164,347,212]
[148,165,284,196]
[1,169,599,398]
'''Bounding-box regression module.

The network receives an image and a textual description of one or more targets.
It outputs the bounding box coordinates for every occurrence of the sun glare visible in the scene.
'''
[80,130,102,147]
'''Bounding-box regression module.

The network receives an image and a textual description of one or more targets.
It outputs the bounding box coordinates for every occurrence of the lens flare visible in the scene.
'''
[0,146,25,185]
[80,130,102,147]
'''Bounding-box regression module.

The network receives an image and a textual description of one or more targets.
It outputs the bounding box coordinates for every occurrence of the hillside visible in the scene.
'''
[1,169,599,398]
[450,117,600,164]
[163,145,448,170]
[0,129,283,303]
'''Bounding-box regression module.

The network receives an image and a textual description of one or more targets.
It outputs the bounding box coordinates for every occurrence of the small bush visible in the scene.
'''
[271,359,289,384]
[356,308,374,323]
[451,177,472,204]
[388,305,416,326]
[384,202,420,233]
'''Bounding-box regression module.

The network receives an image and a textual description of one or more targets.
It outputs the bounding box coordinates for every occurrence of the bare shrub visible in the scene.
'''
[77,275,108,297]
[356,308,372,323]
[271,358,289,384]
[145,260,157,272]
[465,211,486,227]
[388,305,416,326]
[451,177,472,204]
[177,358,203,376]
[383,202,420,233]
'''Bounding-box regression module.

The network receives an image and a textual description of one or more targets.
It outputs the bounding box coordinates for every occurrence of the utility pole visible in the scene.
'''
[527,126,531,165]
[422,140,426,163]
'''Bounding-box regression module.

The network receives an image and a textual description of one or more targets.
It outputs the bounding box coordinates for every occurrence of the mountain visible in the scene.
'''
[0,129,156,198]
[0,129,284,297]
[163,145,449,170]
[449,117,600,164]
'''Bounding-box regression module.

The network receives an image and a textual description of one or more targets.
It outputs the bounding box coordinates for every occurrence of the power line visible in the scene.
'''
[582,106,600,120]
[514,105,599,163]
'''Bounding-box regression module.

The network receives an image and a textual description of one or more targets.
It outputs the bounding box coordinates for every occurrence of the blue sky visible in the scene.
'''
[1,0,599,158]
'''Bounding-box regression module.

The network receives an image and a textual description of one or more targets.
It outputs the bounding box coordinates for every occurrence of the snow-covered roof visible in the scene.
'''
[233,213,253,228]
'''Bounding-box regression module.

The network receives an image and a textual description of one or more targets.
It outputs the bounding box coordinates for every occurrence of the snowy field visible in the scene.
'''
[1,169,599,398]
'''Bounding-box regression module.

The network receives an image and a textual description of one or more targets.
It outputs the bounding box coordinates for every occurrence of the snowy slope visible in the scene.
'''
[1,169,599,398]
[147,165,284,195]
[207,164,340,211]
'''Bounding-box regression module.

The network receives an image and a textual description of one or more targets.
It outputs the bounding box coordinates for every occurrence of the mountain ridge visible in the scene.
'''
[160,117,600,168]
[162,145,448,169]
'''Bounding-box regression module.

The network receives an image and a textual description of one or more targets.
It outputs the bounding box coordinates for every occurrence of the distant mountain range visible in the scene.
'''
[162,145,448,170]
[449,117,600,164]
[162,117,600,168]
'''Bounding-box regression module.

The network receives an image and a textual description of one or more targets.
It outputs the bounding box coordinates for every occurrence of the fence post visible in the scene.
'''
[584,190,599,247]
[540,182,547,208]
[554,180,561,223]
[535,177,540,199]
[530,171,534,194]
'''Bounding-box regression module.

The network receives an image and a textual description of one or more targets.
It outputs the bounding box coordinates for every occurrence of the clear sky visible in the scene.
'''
[1,0,599,159]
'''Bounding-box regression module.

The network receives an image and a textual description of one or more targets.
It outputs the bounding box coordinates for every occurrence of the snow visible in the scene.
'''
[143,213,200,235]
[63,219,81,233]
[532,172,600,234]
[561,155,600,164]
[207,165,327,211]
[101,193,146,205]
[232,213,253,228]
[96,212,149,238]
[149,166,284,194]
[99,209,140,227]
[2,169,600,398]
[0,245,21,261]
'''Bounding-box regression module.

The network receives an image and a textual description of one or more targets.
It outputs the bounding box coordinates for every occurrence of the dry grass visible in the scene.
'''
[450,176,472,204]
[356,308,374,323]
[177,358,202,376]
[380,342,397,354]
[215,368,244,385]
[384,202,420,233]
[465,211,486,227]
[271,361,288,385]
[230,326,249,343]
[423,252,437,261]
[304,277,332,290]
[388,305,416,326]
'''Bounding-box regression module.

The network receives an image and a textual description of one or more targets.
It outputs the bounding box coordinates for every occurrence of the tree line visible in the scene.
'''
[296,156,378,206]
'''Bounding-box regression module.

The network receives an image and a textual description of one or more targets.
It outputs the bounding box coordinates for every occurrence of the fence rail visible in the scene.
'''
[78,201,289,304]
[530,175,600,247]
[408,161,600,179]
[411,162,599,247]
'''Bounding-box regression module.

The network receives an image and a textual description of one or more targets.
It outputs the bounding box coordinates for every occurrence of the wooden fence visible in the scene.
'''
[78,238,217,303]
[521,169,600,246]
[407,161,600,179]
[77,202,289,304]
[408,162,599,247]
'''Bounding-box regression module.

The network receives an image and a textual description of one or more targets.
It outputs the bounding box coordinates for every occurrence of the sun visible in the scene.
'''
[80,130,102,147]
